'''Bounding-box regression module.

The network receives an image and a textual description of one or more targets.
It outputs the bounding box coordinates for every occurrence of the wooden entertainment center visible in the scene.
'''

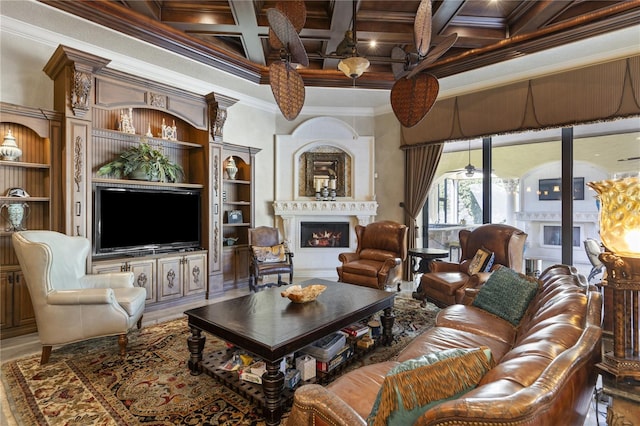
[0,45,258,338]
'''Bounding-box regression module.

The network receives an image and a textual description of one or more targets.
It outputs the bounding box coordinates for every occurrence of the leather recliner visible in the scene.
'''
[12,231,146,364]
[337,220,408,290]
[419,223,527,307]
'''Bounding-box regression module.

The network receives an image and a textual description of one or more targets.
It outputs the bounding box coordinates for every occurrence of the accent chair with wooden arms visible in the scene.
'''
[418,223,527,307]
[337,220,408,290]
[12,230,146,364]
[248,226,294,291]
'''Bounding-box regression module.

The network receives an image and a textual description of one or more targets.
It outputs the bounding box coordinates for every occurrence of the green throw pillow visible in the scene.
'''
[472,265,539,326]
[367,347,493,426]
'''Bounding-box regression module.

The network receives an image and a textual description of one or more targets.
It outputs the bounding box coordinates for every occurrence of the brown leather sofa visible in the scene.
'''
[419,223,527,307]
[337,221,408,290]
[288,264,602,426]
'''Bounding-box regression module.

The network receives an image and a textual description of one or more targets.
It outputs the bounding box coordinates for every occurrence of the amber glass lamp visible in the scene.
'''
[588,175,640,381]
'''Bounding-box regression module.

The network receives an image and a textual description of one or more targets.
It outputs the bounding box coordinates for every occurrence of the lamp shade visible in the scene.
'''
[588,176,640,258]
[338,56,370,79]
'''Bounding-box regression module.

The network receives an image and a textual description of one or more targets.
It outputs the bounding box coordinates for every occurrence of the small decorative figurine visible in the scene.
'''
[120,108,136,134]
[161,119,178,140]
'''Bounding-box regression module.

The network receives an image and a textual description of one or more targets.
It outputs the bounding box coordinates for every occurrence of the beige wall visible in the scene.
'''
[0,31,55,111]
[224,102,277,227]
[374,112,404,223]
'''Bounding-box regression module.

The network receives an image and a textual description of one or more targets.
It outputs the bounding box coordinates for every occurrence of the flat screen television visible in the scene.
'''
[94,186,202,255]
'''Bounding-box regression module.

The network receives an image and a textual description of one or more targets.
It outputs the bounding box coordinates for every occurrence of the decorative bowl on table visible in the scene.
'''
[280,284,327,303]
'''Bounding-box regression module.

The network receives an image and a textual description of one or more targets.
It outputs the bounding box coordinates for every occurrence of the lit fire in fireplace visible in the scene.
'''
[301,221,349,248]
[308,231,343,247]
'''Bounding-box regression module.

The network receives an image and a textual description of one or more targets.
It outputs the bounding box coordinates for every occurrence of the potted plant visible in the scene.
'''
[97,142,184,183]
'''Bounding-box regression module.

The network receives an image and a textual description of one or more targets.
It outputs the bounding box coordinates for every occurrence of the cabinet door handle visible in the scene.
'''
[8,274,13,284]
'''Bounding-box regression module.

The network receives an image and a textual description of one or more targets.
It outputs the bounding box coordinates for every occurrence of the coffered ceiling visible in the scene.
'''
[39,0,640,90]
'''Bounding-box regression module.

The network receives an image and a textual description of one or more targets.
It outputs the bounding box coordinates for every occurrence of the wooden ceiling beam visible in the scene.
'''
[121,0,161,20]
[508,1,573,36]
[228,0,265,65]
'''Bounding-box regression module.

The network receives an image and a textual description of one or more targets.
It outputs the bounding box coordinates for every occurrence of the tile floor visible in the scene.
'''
[1,279,608,425]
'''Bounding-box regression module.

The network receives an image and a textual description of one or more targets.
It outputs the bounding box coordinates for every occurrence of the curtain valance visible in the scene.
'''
[401,56,640,147]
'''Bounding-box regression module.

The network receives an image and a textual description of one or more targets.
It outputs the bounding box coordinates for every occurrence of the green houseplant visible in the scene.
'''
[97,142,184,183]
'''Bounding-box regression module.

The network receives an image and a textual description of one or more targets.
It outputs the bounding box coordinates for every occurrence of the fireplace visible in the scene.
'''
[301,222,349,248]
[273,117,378,277]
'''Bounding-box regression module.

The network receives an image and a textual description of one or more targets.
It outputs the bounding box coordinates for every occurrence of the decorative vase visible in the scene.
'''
[0,130,22,161]
[0,202,30,231]
[226,157,238,180]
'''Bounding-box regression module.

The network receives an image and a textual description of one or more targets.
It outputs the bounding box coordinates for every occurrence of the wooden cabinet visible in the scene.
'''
[183,253,207,295]
[93,251,207,308]
[221,144,260,290]
[0,103,62,339]
[40,45,214,313]
[1,268,36,337]
[93,258,156,303]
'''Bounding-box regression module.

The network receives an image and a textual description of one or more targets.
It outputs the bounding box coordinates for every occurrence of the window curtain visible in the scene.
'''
[402,143,443,279]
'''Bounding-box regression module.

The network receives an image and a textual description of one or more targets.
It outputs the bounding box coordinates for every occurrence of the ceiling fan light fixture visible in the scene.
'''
[338,56,370,79]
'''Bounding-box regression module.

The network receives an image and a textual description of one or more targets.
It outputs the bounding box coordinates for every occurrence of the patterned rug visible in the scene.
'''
[1,296,439,425]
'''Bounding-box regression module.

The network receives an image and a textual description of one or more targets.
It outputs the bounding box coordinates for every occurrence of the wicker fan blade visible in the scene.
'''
[269,62,305,121]
[414,0,432,57]
[269,1,306,50]
[406,33,458,79]
[267,8,309,67]
[390,73,439,128]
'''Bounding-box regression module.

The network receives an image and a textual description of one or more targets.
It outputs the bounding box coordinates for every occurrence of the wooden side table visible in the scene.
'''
[406,247,449,292]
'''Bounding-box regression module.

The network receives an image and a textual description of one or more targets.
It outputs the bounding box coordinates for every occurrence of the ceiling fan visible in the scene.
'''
[447,141,485,177]
[266,1,308,121]
[390,0,458,128]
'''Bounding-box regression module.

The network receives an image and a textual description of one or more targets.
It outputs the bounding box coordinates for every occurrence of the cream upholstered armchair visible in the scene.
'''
[12,231,146,364]
[337,221,408,290]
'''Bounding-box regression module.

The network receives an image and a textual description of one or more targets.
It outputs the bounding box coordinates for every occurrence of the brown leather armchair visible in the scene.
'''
[248,226,293,291]
[418,223,527,307]
[337,221,408,290]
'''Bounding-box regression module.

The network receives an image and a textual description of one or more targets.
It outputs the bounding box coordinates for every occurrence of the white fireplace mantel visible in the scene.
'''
[273,200,378,245]
[273,200,378,278]
[273,200,378,218]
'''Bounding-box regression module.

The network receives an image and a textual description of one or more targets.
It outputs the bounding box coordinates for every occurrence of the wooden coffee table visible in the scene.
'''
[185,279,395,425]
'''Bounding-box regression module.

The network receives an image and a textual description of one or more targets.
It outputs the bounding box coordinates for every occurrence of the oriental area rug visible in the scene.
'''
[1,296,439,426]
